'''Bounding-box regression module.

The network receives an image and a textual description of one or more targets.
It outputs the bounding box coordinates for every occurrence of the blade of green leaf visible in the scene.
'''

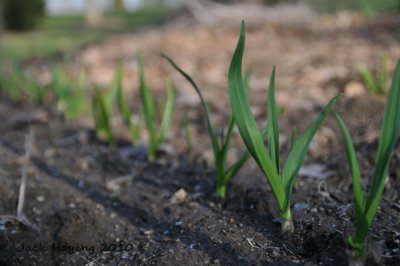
[105,63,122,111]
[92,87,114,144]
[116,64,132,128]
[156,77,175,147]
[366,59,400,219]
[228,20,284,209]
[357,65,378,94]
[223,124,269,184]
[267,67,280,173]
[162,54,221,159]
[220,69,252,168]
[281,95,340,202]
[138,55,156,145]
[333,112,364,225]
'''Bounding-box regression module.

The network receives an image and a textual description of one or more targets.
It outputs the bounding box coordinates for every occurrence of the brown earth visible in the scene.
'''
[1,11,400,265]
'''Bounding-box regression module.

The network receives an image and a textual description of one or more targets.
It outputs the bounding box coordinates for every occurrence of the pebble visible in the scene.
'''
[311,208,318,213]
[345,81,365,98]
[188,243,195,250]
[143,230,153,235]
[293,202,310,210]
[36,196,45,202]
[169,188,187,204]
[175,221,182,226]
[106,175,134,192]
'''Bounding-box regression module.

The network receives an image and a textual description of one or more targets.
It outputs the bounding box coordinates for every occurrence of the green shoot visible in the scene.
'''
[51,64,88,119]
[334,60,400,259]
[183,111,193,153]
[228,20,340,232]
[114,63,141,144]
[357,54,388,95]
[163,54,262,199]
[26,78,48,104]
[0,65,23,101]
[92,86,114,145]
[138,55,175,161]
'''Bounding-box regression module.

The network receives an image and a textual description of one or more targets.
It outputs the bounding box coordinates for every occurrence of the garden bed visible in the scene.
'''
[1,12,400,265]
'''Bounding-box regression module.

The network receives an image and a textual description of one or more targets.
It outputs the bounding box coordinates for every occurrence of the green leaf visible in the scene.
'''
[115,64,131,127]
[334,112,364,227]
[115,63,141,143]
[357,64,378,95]
[223,124,269,185]
[92,87,114,144]
[156,77,175,147]
[266,67,280,173]
[138,55,156,153]
[228,20,284,209]
[162,54,221,164]
[281,94,340,205]
[220,70,252,171]
[360,60,400,237]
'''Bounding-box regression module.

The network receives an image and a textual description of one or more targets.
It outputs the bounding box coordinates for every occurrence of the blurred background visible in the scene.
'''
[0,0,399,58]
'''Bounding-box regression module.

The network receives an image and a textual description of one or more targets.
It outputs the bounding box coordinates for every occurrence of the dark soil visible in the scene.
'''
[1,11,400,266]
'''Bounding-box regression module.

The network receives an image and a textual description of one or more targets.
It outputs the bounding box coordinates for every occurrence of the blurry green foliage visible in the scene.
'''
[3,0,45,30]
[2,7,175,61]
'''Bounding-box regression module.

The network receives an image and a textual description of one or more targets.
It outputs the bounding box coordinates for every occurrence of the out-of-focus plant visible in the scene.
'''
[0,64,50,104]
[334,60,400,262]
[0,65,24,100]
[357,55,388,96]
[25,78,48,104]
[92,86,114,145]
[138,55,175,161]
[114,63,142,144]
[51,64,88,119]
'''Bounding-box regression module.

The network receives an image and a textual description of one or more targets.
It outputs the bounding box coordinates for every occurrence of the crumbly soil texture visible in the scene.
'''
[1,12,400,266]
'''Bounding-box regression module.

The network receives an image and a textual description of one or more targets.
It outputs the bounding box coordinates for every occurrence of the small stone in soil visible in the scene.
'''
[169,188,187,204]
[36,196,45,202]
[143,230,153,235]
[293,202,310,210]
